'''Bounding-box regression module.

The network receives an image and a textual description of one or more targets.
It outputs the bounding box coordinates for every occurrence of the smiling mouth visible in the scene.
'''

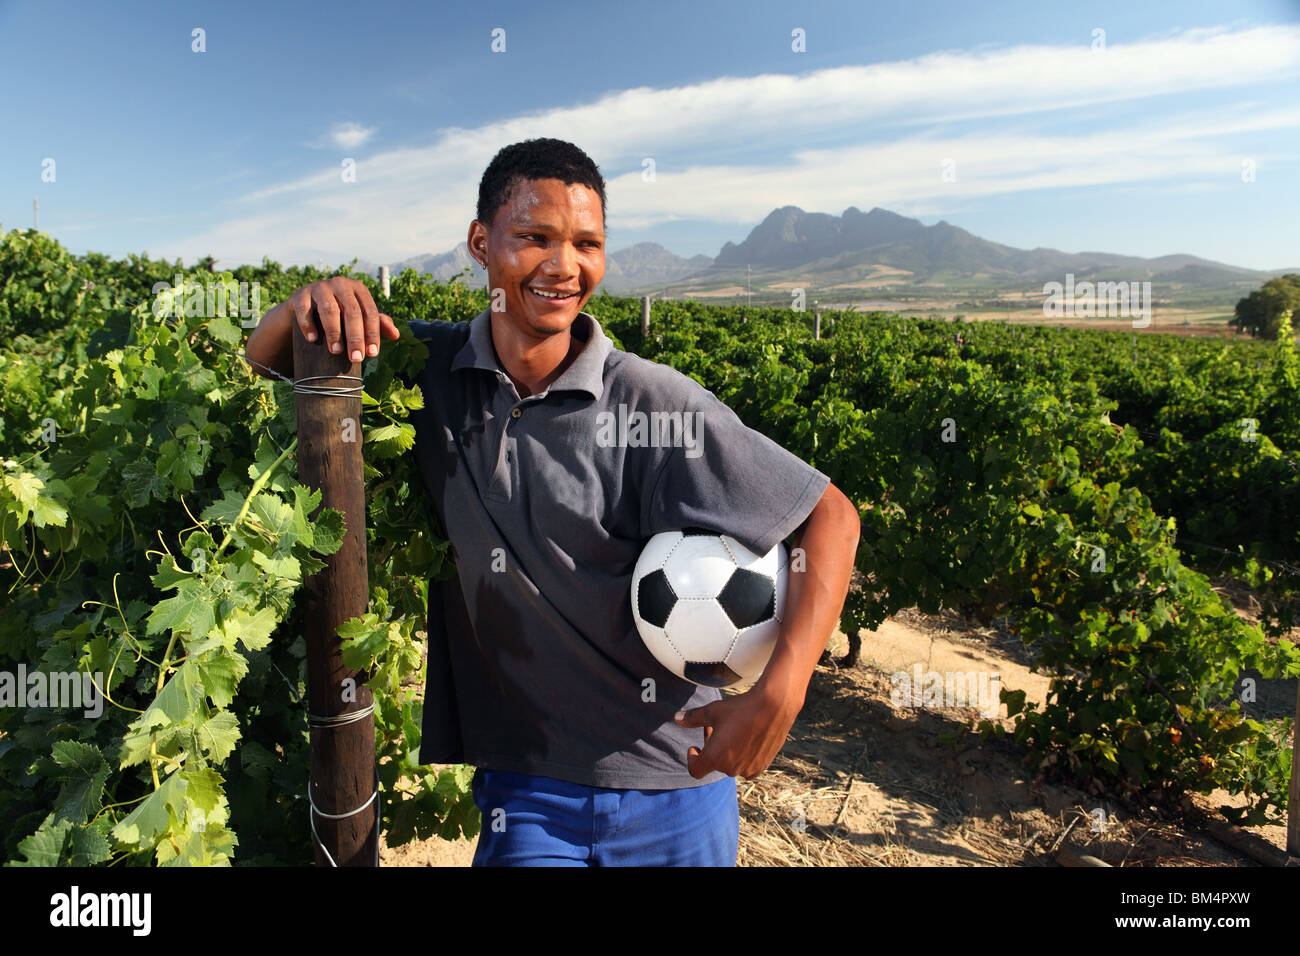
[529,287,580,302]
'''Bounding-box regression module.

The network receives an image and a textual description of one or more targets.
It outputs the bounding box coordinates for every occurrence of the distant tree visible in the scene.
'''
[1274,306,1299,394]
[1233,290,1263,336]
[1233,273,1300,338]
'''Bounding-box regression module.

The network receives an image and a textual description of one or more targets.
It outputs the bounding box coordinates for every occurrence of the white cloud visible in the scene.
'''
[608,102,1300,225]
[319,122,376,151]
[158,23,1300,269]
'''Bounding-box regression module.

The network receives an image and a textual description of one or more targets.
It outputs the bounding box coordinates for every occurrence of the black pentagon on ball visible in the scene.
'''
[716,568,775,628]
[681,526,714,536]
[684,660,743,687]
[637,568,677,628]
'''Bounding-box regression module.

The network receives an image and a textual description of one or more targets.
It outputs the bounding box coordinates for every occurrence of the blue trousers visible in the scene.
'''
[470,768,739,866]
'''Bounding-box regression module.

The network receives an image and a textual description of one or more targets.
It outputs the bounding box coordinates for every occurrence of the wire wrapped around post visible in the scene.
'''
[292,317,380,867]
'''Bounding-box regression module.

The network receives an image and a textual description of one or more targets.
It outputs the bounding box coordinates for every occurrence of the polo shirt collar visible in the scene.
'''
[450,307,611,401]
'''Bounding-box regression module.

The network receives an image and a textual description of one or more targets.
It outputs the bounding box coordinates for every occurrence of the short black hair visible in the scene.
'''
[476,138,607,233]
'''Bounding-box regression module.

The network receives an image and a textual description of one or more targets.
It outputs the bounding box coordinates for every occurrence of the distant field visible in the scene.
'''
[892,305,1242,333]
[657,270,1262,333]
[661,289,1256,337]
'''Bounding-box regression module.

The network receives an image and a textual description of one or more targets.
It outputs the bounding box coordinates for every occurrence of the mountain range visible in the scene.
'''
[346,206,1292,306]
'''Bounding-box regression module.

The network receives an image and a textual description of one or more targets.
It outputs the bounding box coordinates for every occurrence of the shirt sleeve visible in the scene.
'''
[642,377,830,558]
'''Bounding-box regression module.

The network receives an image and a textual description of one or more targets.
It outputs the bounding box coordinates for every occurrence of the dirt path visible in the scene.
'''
[381,607,1293,867]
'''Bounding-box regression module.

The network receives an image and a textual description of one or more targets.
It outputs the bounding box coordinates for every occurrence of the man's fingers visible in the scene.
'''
[337,289,366,363]
[325,278,365,363]
[309,286,342,355]
[350,281,384,355]
[294,279,399,361]
[675,704,715,728]
[685,703,719,778]
[289,289,318,342]
[686,746,711,780]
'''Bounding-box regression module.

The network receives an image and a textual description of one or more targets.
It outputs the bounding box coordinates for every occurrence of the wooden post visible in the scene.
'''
[293,318,378,867]
[379,265,390,299]
[1289,680,1300,860]
[641,295,650,336]
[814,312,821,340]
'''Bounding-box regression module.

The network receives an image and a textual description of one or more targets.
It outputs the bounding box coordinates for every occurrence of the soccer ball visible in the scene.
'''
[631,528,789,688]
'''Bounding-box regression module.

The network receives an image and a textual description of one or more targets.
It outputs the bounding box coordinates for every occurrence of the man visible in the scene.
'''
[246,138,859,866]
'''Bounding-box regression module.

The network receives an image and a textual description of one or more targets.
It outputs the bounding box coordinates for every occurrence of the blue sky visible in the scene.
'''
[3,0,1299,273]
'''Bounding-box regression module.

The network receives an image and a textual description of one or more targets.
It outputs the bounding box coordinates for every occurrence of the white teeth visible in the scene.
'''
[531,288,574,299]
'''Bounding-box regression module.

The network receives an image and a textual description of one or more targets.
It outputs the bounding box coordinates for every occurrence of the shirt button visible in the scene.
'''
[510,407,522,419]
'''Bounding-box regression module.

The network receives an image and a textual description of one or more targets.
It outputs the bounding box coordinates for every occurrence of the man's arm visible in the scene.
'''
[245,298,297,380]
[674,481,860,779]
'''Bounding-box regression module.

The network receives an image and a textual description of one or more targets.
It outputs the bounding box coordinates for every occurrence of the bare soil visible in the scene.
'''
[380,584,1296,867]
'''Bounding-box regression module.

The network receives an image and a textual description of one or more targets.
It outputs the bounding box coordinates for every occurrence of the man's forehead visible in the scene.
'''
[501,179,601,219]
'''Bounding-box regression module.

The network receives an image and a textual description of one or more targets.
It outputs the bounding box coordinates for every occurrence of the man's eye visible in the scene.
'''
[519,234,599,248]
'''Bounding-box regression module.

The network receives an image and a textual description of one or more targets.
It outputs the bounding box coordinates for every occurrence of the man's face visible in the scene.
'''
[471,176,605,339]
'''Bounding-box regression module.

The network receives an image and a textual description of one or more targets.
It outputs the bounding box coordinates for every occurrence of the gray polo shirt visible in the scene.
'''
[404,306,829,789]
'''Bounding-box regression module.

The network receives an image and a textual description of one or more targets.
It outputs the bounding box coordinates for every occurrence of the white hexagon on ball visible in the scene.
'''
[664,598,737,664]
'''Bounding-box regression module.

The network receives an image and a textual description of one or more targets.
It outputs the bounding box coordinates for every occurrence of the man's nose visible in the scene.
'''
[546,242,578,274]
